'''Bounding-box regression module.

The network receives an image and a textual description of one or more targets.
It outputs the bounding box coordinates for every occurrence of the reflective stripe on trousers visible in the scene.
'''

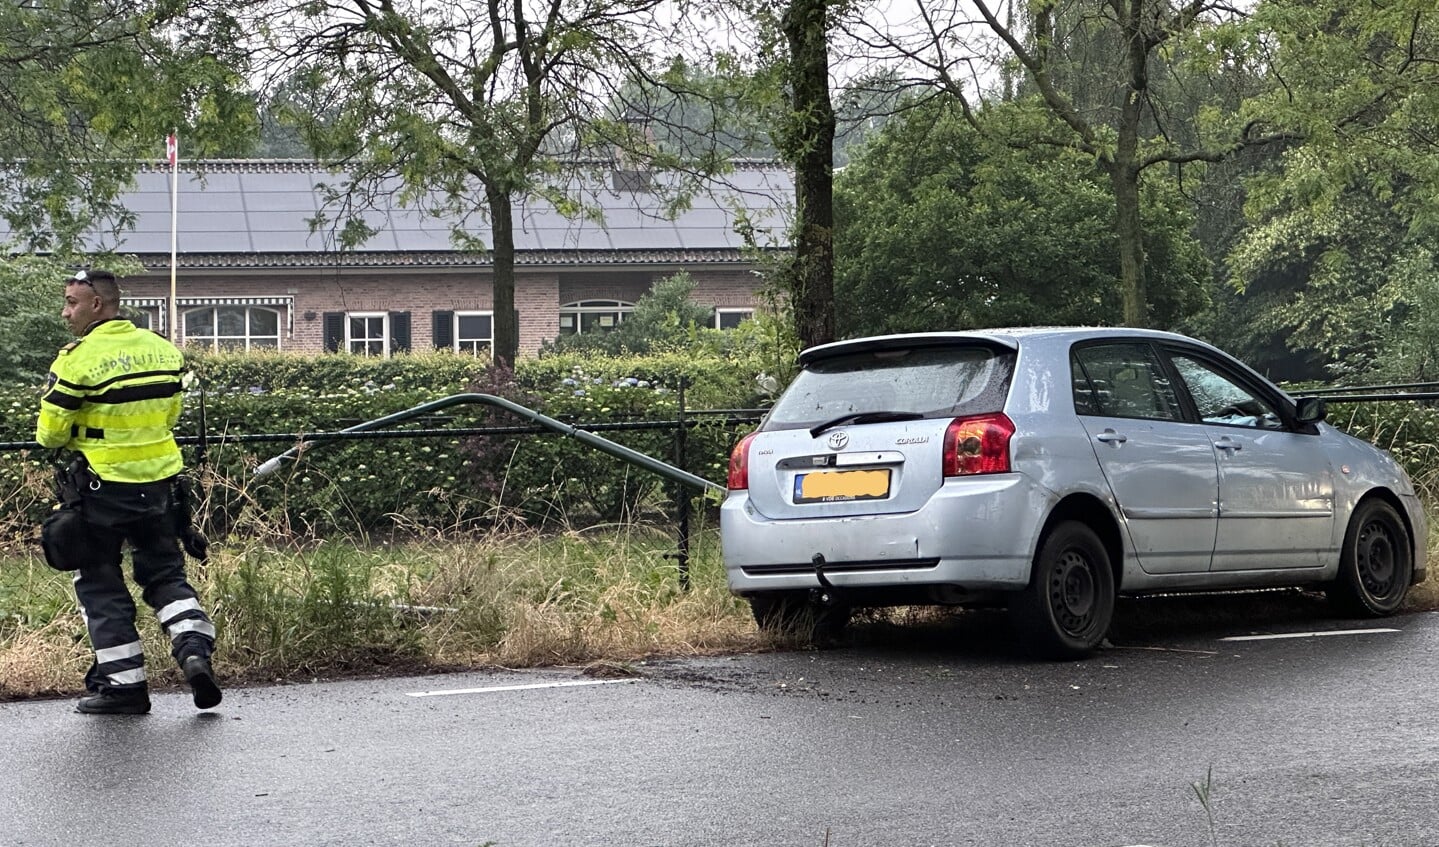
[73,507,215,692]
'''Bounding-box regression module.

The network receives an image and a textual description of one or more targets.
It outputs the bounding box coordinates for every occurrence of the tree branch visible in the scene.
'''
[970,0,1103,155]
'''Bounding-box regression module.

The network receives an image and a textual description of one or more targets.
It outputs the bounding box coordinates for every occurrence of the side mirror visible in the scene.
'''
[1295,396,1327,424]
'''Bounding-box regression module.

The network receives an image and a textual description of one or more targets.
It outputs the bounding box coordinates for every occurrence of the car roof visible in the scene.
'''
[798,326,1205,366]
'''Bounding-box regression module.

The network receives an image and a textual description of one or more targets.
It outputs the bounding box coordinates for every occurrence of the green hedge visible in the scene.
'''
[0,348,766,540]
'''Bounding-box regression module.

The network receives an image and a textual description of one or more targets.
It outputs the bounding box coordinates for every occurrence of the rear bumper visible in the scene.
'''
[720,474,1048,594]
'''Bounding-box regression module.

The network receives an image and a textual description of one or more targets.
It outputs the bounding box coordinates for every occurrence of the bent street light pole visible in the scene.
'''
[253,392,725,495]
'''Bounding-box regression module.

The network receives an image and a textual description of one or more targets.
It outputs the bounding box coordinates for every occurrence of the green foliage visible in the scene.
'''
[0,1,255,383]
[1226,1,1439,383]
[0,256,147,384]
[834,98,1209,335]
[520,348,764,411]
[0,257,81,385]
[214,542,425,669]
[1228,162,1439,382]
[921,0,1269,326]
[540,272,721,357]
[189,349,488,400]
[1191,766,1219,847]
[462,367,690,525]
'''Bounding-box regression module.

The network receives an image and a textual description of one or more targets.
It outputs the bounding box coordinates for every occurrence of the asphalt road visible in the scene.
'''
[3,596,1437,847]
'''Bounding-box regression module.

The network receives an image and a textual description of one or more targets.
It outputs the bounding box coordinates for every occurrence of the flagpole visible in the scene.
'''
[167,131,179,340]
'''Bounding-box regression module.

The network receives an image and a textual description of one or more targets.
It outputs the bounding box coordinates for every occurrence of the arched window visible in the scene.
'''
[558,300,634,335]
[184,306,282,351]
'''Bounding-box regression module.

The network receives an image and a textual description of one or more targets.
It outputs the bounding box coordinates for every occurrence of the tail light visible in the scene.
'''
[942,413,1015,477]
[727,432,759,490]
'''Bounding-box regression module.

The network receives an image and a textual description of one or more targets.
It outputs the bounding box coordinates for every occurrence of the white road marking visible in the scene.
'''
[1220,628,1399,642]
[406,679,634,698]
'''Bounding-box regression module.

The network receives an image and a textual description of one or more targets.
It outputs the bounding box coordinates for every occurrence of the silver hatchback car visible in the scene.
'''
[721,327,1427,657]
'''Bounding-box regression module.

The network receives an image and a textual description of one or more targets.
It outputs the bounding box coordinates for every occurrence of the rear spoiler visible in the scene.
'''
[799,333,1018,367]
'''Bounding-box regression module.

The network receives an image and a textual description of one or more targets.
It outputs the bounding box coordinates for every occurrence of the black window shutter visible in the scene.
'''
[432,310,454,350]
[323,312,344,352]
[390,311,411,353]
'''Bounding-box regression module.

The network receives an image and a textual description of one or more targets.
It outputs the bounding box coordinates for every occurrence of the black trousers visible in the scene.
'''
[72,482,215,694]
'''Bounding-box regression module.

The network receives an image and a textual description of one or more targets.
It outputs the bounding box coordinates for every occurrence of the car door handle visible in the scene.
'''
[1215,437,1242,452]
[1095,429,1127,444]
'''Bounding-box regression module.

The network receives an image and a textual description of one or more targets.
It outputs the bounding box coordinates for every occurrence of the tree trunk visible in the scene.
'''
[782,0,836,350]
[487,183,518,368]
[1112,12,1150,329]
[1109,162,1149,327]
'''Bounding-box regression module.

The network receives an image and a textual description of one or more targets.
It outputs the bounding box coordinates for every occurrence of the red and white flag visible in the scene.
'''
[166,133,178,166]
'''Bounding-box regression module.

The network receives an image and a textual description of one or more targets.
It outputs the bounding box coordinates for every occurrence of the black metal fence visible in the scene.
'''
[1,386,766,590]
[1290,382,1439,404]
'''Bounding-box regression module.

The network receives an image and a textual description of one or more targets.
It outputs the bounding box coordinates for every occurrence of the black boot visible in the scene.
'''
[76,688,151,715]
[182,655,222,709]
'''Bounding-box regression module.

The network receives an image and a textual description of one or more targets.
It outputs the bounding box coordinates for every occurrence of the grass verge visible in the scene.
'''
[0,525,758,700]
[4,516,1439,701]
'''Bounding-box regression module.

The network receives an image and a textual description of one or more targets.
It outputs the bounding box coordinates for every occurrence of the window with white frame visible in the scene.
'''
[558,300,634,335]
[347,312,389,356]
[714,308,754,330]
[454,311,493,355]
[184,305,281,351]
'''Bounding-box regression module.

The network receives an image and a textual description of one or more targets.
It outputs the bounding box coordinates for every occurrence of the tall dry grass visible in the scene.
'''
[0,521,759,700]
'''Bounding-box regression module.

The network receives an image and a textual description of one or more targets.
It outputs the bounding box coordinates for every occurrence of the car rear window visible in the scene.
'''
[763,344,1014,429]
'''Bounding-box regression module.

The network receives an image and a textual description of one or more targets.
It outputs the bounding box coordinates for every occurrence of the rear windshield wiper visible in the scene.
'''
[809,410,924,438]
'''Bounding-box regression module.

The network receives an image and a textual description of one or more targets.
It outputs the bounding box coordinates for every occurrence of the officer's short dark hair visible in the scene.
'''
[66,269,121,307]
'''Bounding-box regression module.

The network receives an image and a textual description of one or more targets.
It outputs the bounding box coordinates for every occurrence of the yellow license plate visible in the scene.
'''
[794,469,891,504]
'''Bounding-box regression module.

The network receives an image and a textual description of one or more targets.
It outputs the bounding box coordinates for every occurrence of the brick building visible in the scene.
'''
[62,160,792,357]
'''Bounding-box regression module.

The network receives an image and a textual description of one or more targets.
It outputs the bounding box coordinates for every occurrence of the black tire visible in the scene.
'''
[1328,499,1413,617]
[1009,521,1115,659]
[749,592,852,641]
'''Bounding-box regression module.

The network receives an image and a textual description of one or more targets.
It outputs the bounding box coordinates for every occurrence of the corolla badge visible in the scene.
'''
[827,431,849,450]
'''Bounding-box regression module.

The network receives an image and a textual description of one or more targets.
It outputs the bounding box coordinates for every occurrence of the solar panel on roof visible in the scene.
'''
[0,160,793,261]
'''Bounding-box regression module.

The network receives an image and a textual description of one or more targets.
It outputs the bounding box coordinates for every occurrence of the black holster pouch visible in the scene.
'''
[172,475,209,562]
[40,508,88,571]
[54,454,93,509]
[40,455,99,572]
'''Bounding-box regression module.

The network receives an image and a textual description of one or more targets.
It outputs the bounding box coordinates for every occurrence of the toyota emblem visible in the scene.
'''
[827,431,849,450]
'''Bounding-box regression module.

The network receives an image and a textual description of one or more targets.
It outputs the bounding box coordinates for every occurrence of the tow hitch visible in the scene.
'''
[810,553,840,607]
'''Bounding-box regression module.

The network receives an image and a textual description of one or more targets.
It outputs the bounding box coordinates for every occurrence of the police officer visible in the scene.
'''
[36,269,221,715]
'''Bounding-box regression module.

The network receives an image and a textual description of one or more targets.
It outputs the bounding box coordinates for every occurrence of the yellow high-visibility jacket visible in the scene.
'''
[35,319,186,484]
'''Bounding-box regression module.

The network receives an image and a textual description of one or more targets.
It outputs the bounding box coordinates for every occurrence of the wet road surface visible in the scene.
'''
[3,595,1436,846]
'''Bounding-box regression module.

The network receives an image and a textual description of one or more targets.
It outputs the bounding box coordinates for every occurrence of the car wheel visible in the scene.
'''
[1009,521,1115,659]
[1328,499,1413,617]
[749,592,852,641]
